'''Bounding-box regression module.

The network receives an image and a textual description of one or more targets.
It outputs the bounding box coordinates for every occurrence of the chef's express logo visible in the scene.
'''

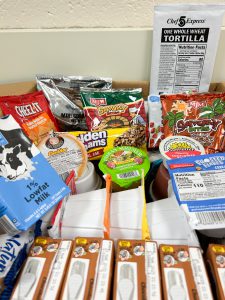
[167,16,205,27]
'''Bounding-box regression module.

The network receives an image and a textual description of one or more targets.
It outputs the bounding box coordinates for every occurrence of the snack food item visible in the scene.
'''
[0,115,70,233]
[70,126,147,160]
[0,91,58,145]
[159,244,213,300]
[161,92,225,153]
[159,136,205,168]
[37,75,112,131]
[38,131,87,178]
[61,237,114,300]
[99,146,150,191]
[80,88,147,131]
[113,240,161,300]
[148,95,164,148]
[11,237,72,300]
[206,244,225,300]
[150,4,225,94]
[167,152,225,231]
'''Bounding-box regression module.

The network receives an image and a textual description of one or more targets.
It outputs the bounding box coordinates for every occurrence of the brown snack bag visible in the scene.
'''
[161,92,225,153]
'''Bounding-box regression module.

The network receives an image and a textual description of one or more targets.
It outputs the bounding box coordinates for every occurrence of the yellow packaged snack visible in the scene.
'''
[69,126,147,160]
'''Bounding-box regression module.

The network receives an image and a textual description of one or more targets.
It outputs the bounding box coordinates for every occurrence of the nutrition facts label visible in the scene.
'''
[173,169,225,201]
[158,39,207,93]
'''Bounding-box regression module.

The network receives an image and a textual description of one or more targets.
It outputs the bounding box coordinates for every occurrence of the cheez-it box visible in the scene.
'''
[159,245,213,300]
[113,239,162,300]
[60,237,114,300]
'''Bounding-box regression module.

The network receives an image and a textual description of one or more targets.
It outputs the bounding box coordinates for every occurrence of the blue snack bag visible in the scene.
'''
[167,153,225,230]
[0,115,70,233]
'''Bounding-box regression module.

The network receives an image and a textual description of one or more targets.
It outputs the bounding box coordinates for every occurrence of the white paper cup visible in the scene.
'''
[75,161,102,194]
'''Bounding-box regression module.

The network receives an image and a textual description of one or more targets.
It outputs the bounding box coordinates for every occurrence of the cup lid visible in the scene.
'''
[159,136,205,169]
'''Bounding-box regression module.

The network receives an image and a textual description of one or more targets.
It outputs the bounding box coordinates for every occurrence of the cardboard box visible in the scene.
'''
[11,237,72,300]
[206,244,225,300]
[60,237,114,300]
[0,80,224,99]
[159,245,213,300]
[113,239,162,300]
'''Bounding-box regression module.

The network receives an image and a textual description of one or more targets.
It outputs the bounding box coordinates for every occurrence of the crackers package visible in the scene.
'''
[0,91,59,145]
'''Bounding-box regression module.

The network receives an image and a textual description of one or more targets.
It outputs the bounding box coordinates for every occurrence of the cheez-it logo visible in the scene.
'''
[90,98,107,106]
[15,102,42,117]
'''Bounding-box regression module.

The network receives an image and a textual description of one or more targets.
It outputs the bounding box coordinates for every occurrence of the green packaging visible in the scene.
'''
[99,146,150,190]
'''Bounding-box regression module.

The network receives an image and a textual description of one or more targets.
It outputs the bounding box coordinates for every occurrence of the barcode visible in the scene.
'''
[195,211,225,225]
[117,171,140,179]
[0,215,18,234]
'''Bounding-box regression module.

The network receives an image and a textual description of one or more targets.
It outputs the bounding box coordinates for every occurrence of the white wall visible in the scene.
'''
[0,1,225,83]
[0,0,225,29]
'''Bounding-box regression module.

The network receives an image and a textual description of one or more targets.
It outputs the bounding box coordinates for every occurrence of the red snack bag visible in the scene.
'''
[0,91,59,145]
[161,92,225,153]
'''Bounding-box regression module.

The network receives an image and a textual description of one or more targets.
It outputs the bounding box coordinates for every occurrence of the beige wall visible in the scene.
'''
[0,0,225,29]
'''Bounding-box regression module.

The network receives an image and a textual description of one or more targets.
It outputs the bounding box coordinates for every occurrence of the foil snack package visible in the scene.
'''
[80,88,147,131]
[161,92,225,153]
[0,115,70,233]
[150,4,225,94]
[36,75,112,131]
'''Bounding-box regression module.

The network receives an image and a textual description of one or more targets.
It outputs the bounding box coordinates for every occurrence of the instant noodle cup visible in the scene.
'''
[159,136,205,169]
[99,146,150,191]
[76,161,102,193]
[150,136,205,201]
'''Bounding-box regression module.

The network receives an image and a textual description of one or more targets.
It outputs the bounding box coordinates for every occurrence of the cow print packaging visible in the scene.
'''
[0,115,70,234]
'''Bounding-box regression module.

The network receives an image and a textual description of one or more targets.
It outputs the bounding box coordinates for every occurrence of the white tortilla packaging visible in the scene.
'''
[150,4,225,94]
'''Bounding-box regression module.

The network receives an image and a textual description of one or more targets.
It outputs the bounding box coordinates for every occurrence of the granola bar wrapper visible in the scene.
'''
[69,126,147,160]
[0,91,59,145]
[161,92,225,153]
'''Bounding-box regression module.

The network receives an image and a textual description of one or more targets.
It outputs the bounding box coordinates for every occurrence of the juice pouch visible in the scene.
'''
[80,89,147,131]
[161,92,225,153]
[0,91,59,145]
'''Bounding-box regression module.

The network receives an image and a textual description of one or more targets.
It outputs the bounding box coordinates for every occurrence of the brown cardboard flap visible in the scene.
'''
[0,80,224,98]
[0,81,36,96]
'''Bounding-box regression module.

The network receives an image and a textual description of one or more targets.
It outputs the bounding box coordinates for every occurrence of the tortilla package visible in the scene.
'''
[80,88,147,131]
[37,75,112,131]
[161,92,225,153]
[0,91,59,145]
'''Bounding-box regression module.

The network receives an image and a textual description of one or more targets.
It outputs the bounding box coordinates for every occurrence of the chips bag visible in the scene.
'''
[161,92,225,153]
[80,88,147,131]
[0,91,59,145]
